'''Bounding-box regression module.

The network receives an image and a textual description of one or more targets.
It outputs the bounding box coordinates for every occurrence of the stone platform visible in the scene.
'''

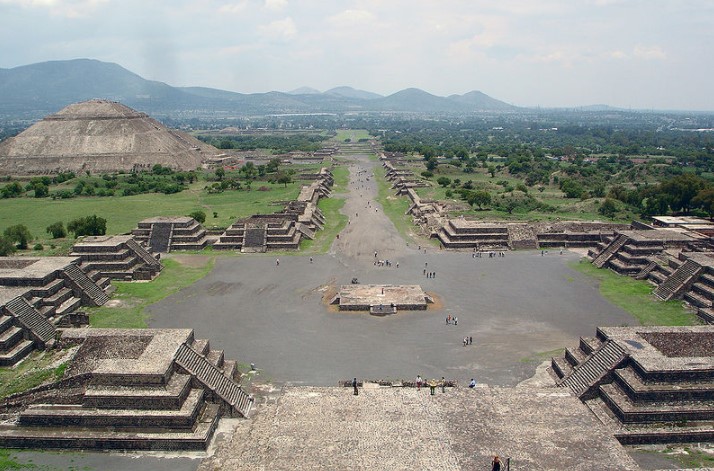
[332,284,431,311]
[200,386,638,470]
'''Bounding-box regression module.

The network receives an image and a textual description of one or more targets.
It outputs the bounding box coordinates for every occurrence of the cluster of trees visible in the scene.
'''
[198,134,328,153]
[205,158,294,194]
[0,166,198,200]
[0,215,107,256]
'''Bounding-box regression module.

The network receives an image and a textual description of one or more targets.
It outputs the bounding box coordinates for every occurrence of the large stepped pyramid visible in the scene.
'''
[0,328,252,451]
[132,216,208,253]
[71,235,162,281]
[551,326,714,444]
[0,99,217,175]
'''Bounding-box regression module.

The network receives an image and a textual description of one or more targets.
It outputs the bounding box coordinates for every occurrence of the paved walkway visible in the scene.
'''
[200,386,639,471]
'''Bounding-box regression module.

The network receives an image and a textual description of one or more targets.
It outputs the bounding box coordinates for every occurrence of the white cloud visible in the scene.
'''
[609,50,627,59]
[328,9,374,25]
[633,45,666,60]
[219,2,248,14]
[259,17,297,40]
[264,0,287,12]
[0,0,107,17]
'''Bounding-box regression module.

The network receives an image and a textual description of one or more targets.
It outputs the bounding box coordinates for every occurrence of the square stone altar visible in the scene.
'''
[333,284,431,312]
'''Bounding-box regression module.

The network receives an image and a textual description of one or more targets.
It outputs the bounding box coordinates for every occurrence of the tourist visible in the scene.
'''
[416,375,423,390]
[309,257,313,264]
[429,379,437,396]
[469,336,473,345]
[352,377,359,396]
[469,378,476,388]
[446,316,449,325]
[454,316,458,325]
[491,455,502,471]
[276,258,279,266]
[441,376,446,393]
[463,337,468,347]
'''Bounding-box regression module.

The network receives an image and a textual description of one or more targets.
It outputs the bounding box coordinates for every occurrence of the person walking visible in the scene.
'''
[469,378,476,388]
[352,377,359,396]
[441,377,446,393]
[276,258,280,266]
[491,455,502,471]
[416,375,423,391]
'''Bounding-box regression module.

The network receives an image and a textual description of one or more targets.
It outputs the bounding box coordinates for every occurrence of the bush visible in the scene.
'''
[33,243,44,251]
[188,210,206,224]
[67,215,107,237]
[0,235,16,256]
[421,171,434,178]
[46,221,67,239]
[4,224,32,249]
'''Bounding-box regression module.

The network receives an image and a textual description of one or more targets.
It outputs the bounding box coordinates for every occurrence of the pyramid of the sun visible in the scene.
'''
[0,100,215,174]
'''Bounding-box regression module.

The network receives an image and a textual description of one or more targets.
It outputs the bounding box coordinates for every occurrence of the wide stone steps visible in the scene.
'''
[600,382,714,423]
[0,339,34,366]
[579,336,603,355]
[20,389,206,429]
[83,373,193,410]
[592,234,628,268]
[63,264,110,306]
[41,287,74,307]
[615,424,714,445]
[614,367,714,402]
[697,307,714,324]
[559,340,627,398]
[0,402,220,451]
[5,297,56,343]
[175,343,252,417]
[0,326,23,349]
[55,297,82,316]
[684,290,713,309]
[550,356,573,379]
[653,259,702,301]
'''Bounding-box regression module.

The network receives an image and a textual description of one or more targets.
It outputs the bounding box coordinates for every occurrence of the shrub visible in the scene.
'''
[33,243,44,251]
[46,221,67,239]
[0,235,16,256]
[188,210,206,224]
[4,224,32,249]
[67,215,107,237]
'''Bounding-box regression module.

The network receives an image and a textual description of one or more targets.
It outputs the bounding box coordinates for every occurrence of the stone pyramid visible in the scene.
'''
[0,100,216,174]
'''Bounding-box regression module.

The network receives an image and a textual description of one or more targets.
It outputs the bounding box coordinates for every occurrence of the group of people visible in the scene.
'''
[415,375,448,395]
[374,259,397,268]
[471,250,506,258]
[462,336,473,346]
[445,314,458,325]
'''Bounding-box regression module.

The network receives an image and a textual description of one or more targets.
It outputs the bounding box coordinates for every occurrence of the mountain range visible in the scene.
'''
[0,59,515,118]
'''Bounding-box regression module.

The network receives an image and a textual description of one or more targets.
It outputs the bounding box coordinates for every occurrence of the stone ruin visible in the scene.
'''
[0,257,111,367]
[71,235,162,281]
[588,226,714,324]
[330,284,433,314]
[551,325,714,445]
[381,160,628,251]
[213,168,333,252]
[0,100,217,175]
[132,216,209,253]
[0,328,252,451]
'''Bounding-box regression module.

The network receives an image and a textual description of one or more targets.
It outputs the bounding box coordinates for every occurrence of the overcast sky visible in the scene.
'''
[1,0,712,111]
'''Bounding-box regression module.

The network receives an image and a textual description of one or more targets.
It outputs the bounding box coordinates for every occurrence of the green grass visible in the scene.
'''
[569,259,698,326]
[332,129,371,142]
[672,447,714,468]
[374,166,434,246]
[88,257,215,328]
[0,351,67,400]
[0,180,302,252]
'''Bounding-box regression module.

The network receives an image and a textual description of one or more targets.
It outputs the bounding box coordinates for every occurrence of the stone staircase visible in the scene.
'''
[148,222,173,253]
[62,264,110,306]
[634,260,658,280]
[592,234,628,268]
[125,238,161,270]
[241,226,267,253]
[175,343,253,417]
[557,340,628,399]
[653,259,703,301]
[4,297,55,345]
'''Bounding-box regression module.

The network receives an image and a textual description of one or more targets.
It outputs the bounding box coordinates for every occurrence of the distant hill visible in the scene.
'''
[324,86,382,100]
[0,59,517,118]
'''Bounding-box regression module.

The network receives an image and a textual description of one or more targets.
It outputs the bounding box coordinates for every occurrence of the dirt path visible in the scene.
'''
[330,156,413,266]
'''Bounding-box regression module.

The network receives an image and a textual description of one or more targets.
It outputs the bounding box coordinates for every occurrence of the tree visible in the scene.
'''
[598,198,618,218]
[0,235,16,256]
[693,188,714,218]
[188,210,206,224]
[468,190,492,210]
[660,174,706,214]
[425,157,438,172]
[276,173,292,188]
[67,215,107,237]
[46,221,67,239]
[215,167,226,181]
[4,224,32,249]
[437,177,451,188]
[560,179,585,199]
[1,181,23,198]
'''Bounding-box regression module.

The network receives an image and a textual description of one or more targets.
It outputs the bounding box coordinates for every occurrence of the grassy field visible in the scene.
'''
[333,129,371,142]
[88,256,215,328]
[569,259,698,326]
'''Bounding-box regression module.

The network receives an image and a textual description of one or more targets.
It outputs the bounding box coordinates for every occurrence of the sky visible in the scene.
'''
[1,0,713,111]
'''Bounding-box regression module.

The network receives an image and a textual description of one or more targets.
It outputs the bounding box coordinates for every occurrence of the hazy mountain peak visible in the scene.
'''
[287,86,321,95]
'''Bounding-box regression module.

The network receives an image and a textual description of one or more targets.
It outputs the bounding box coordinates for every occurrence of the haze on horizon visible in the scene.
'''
[1,0,712,112]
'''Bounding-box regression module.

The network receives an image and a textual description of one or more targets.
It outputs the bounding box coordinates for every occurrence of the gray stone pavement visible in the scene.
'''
[199,386,639,471]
